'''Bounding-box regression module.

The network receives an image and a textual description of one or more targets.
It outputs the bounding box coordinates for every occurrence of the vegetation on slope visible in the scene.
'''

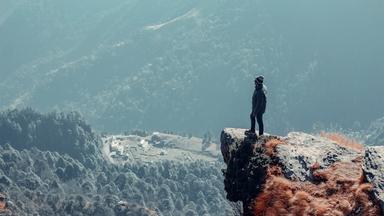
[0,109,234,216]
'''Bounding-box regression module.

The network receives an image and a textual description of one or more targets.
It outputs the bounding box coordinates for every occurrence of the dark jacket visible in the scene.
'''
[252,84,267,114]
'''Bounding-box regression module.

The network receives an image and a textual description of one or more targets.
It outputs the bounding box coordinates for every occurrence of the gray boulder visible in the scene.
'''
[364,146,384,212]
[277,132,361,181]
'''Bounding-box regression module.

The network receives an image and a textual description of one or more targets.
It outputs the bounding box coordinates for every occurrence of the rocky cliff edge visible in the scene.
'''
[221,128,384,216]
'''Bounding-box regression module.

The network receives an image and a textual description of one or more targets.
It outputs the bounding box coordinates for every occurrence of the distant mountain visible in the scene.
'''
[365,117,384,146]
[1,0,383,134]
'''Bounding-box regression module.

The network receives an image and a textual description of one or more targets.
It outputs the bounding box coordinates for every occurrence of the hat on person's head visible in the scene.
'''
[255,75,264,84]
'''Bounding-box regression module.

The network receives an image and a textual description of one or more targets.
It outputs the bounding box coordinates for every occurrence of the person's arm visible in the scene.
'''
[252,91,262,114]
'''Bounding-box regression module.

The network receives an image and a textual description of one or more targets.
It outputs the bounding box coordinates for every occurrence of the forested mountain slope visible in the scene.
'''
[1,0,383,134]
[0,109,234,216]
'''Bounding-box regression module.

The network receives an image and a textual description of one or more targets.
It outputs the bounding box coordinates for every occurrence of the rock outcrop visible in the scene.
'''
[221,128,384,216]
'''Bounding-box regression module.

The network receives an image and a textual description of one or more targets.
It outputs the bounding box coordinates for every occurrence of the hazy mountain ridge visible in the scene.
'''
[1,0,309,134]
[1,0,383,134]
[365,117,384,146]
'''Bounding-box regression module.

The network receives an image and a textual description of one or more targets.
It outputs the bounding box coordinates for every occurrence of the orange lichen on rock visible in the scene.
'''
[320,132,364,153]
[0,193,6,211]
[252,157,381,216]
[264,139,284,157]
[310,162,321,171]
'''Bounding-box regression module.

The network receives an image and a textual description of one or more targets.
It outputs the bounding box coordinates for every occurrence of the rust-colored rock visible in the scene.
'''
[221,128,383,216]
[0,193,5,210]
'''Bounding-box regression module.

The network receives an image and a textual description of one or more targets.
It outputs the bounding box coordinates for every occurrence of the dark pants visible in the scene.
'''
[250,113,264,135]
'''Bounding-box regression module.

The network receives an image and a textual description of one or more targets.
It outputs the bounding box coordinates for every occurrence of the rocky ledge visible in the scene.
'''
[221,128,384,216]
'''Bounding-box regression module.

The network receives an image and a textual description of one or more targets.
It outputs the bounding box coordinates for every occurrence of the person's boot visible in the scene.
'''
[245,129,256,135]
[245,129,258,140]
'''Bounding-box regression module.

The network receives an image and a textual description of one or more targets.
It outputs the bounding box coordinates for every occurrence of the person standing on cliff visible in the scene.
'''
[246,75,267,136]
